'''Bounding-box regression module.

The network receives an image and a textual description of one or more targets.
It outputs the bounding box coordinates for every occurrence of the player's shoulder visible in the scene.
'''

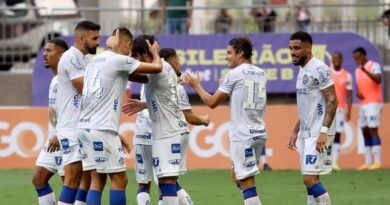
[51,75,59,83]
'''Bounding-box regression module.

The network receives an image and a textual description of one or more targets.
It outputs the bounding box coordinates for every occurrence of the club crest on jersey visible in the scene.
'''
[305,155,317,165]
[153,157,160,167]
[302,74,308,84]
[54,156,62,166]
[136,154,143,164]
[118,157,125,165]
[245,148,253,157]
[171,144,181,154]
[93,141,104,151]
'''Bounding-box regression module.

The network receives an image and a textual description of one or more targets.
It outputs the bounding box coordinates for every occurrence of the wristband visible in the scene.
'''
[320,126,328,134]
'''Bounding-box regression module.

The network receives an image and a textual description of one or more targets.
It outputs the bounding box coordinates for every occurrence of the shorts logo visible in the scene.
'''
[136,154,143,164]
[95,157,108,163]
[305,155,317,165]
[138,169,146,174]
[245,148,253,158]
[370,116,377,121]
[243,161,256,168]
[153,157,160,167]
[169,159,181,165]
[317,103,324,116]
[178,121,187,128]
[54,156,62,166]
[171,144,181,154]
[60,139,70,149]
[118,157,125,165]
[326,146,332,156]
[302,74,308,84]
[93,141,104,151]
[324,159,332,166]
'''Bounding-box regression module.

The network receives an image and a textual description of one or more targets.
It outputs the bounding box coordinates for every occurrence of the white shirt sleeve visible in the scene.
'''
[178,85,191,110]
[115,55,141,75]
[67,56,85,80]
[218,71,235,94]
[346,73,353,90]
[316,65,334,90]
[371,63,382,75]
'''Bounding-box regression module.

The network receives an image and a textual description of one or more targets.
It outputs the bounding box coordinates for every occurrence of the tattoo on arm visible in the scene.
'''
[321,85,338,128]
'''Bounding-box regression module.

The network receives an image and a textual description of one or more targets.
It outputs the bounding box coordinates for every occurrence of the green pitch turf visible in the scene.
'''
[1,169,389,204]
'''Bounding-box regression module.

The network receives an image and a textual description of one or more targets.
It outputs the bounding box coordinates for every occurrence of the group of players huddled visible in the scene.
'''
[31,20,383,205]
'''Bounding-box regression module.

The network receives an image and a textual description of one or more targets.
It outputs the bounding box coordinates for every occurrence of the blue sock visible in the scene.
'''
[364,137,373,147]
[36,183,53,197]
[372,136,381,146]
[110,189,126,205]
[243,186,258,200]
[159,194,163,201]
[86,190,102,205]
[159,183,177,197]
[76,189,88,203]
[176,182,182,191]
[137,187,150,194]
[59,185,78,204]
[308,182,327,198]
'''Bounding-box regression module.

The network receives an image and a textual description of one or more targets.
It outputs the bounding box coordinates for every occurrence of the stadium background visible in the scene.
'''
[0,0,389,204]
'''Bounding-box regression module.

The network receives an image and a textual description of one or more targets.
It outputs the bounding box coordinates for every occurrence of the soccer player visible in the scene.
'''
[127,35,193,205]
[32,39,68,205]
[288,31,338,205]
[353,47,383,170]
[183,37,267,205]
[330,52,353,170]
[56,20,100,205]
[123,47,209,205]
[78,28,163,205]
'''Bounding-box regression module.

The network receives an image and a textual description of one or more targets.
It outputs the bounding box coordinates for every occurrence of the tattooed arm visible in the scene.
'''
[321,84,338,128]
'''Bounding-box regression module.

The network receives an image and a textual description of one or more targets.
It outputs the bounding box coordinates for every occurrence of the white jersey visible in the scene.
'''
[78,50,140,133]
[47,76,58,141]
[56,46,86,131]
[296,57,336,138]
[133,85,153,145]
[218,63,267,142]
[144,60,185,140]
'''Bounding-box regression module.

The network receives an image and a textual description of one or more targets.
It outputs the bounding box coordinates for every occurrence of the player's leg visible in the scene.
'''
[32,165,56,205]
[260,146,272,171]
[135,144,153,205]
[58,131,84,205]
[109,171,128,205]
[367,103,383,170]
[332,109,344,170]
[86,170,107,205]
[176,133,194,205]
[74,171,91,205]
[358,105,373,170]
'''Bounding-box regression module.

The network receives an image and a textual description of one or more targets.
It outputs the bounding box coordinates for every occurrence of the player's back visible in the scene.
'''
[78,50,140,133]
[144,60,183,139]
[56,46,86,132]
[220,63,267,141]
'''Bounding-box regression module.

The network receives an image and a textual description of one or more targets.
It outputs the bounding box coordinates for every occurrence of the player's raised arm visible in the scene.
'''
[183,72,228,109]
[133,40,163,74]
[182,110,209,126]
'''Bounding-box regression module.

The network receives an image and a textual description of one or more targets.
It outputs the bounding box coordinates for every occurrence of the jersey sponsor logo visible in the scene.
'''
[305,155,317,165]
[113,99,119,112]
[118,157,125,165]
[296,88,307,95]
[136,154,143,164]
[153,157,159,167]
[151,100,158,112]
[243,160,256,168]
[73,94,79,108]
[242,68,265,78]
[136,134,152,140]
[95,157,108,163]
[317,66,331,84]
[169,159,181,165]
[171,143,181,154]
[245,148,253,157]
[93,141,104,151]
[249,128,266,135]
[79,118,91,123]
[302,74,308,84]
[317,103,324,115]
[54,156,62,166]
[60,139,70,149]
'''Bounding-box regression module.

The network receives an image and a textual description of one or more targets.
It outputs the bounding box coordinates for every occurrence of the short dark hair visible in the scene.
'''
[132,35,156,58]
[47,38,69,52]
[332,51,343,58]
[74,20,101,32]
[228,37,253,59]
[159,48,177,60]
[112,27,133,41]
[353,47,367,56]
[290,31,312,45]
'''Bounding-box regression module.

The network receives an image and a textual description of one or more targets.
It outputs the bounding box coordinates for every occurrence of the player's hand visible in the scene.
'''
[345,110,351,122]
[287,132,298,151]
[218,78,224,85]
[119,134,131,154]
[201,114,210,126]
[357,92,365,100]
[106,29,119,51]
[316,133,328,153]
[122,99,147,116]
[182,72,200,88]
[146,39,159,56]
[47,136,60,153]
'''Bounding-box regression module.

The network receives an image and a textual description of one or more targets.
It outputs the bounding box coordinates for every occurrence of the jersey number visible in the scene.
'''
[243,80,266,110]
[88,69,103,98]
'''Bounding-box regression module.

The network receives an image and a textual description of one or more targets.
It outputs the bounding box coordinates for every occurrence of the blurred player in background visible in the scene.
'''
[32,39,68,205]
[56,20,100,205]
[78,28,162,205]
[288,31,337,205]
[353,47,383,170]
[330,52,353,171]
[184,37,267,205]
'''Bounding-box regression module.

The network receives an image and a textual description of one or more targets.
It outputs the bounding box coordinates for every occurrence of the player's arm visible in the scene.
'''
[183,72,228,109]
[71,77,84,94]
[345,74,353,121]
[122,99,147,116]
[182,109,209,126]
[288,120,299,150]
[360,64,381,84]
[133,40,163,74]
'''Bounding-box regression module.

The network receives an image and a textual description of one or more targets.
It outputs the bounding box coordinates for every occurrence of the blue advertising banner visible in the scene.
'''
[33,33,382,106]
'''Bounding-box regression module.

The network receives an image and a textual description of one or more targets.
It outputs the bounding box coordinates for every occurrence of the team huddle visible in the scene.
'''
[31,20,383,205]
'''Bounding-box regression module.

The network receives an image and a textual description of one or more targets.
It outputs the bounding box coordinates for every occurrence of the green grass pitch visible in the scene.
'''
[1,169,389,204]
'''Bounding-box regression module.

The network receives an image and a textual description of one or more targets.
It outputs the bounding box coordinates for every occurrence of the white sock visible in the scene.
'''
[307,195,316,205]
[244,197,262,205]
[177,188,194,205]
[332,143,340,163]
[158,199,163,205]
[74,201,86,205]
[372,145,381,164]
[58,202,72,205]
[136,192,150,205]
[364,147,372,166]
[315,192,331,205]
[260,156,267,165]
[163,197,179,205]
[38,192,56,205]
